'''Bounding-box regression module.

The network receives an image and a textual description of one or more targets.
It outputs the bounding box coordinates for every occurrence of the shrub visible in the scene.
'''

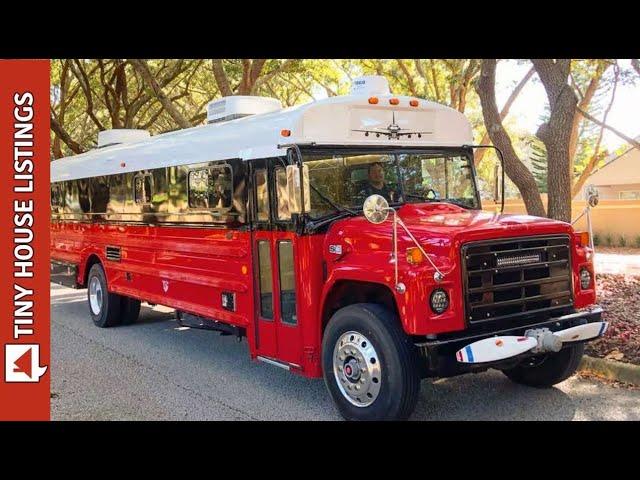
[635,235,640,249]
[619,235,627,247]
[605,233,613,246]
[593,233,601,246]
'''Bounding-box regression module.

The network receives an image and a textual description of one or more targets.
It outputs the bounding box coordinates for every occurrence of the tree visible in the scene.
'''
[476,59,546,217]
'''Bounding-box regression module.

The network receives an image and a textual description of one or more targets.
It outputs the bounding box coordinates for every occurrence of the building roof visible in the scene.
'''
[50,93,473,182]
[586,136,640,186]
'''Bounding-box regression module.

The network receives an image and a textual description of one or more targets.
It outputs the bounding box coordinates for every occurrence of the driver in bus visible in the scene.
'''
[358,162,397,202]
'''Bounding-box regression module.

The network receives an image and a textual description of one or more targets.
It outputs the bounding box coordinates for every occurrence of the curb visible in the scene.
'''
[578,355,640,386]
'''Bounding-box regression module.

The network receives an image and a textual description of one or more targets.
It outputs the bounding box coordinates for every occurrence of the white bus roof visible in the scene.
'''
[51,92,473,182]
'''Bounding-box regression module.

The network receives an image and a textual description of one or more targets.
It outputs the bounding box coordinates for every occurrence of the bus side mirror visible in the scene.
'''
[586,185,599,208]
[286,164,310,215]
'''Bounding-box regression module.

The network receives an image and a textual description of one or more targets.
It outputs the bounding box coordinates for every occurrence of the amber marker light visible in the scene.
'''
[577,231,590,247]
[281,129,291,137]
[389,98,400,105]
[406,247,424,265]
[368,96,379,104]
[409,99,419,107]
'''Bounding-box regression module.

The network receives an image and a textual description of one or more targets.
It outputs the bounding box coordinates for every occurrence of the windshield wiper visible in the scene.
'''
[309,183,358,216]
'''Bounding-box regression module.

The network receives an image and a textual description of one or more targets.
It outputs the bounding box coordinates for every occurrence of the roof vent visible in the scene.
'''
[206,96,282,124]
[97,129,150,148]
[350,76,391,96]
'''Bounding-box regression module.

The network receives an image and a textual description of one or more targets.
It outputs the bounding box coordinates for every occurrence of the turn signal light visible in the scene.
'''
[281,129,291,137]
[406,247,424,265]
[409,99,419,107]
[389,98,400,105]
[577,231,590,247]
[368,96,379,104]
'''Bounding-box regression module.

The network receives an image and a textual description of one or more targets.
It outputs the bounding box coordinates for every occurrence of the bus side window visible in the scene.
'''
[134,173,153,204]
[188,166,233,210]
[255,168,269,221]
[275,167,290,220]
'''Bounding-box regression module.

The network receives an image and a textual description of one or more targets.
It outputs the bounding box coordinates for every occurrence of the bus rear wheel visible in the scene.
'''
[120,297,141,325]
[87,263,121,328]
[322,303,421,421]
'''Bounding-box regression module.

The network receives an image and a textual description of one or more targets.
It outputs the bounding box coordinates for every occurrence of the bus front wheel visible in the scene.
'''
[322,303,421,421]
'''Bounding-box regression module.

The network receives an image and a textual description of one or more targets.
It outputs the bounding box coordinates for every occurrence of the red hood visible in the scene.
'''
[326,202,573,262]
[396,203,572,242]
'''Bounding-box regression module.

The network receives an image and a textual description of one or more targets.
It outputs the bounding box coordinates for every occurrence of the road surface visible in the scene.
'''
[51,283,640,421]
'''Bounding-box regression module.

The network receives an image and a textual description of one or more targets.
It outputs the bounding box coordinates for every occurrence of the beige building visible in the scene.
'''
[576,139,640,201]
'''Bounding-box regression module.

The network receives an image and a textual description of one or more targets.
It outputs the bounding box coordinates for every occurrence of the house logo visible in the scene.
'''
[4,344,48,383]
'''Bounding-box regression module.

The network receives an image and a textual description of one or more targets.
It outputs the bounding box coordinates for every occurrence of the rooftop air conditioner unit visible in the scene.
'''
[206,96,282,124]
[97,129,151,148]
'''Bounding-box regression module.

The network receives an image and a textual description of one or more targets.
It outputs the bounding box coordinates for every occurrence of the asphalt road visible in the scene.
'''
[51,283,640,421]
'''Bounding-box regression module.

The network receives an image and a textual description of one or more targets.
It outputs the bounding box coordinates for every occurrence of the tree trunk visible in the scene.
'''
[476,59,546,217]
[532,59,578,223]
[474,65,535,165]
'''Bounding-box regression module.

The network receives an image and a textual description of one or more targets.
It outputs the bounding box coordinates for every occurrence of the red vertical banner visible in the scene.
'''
[0,60,51,420]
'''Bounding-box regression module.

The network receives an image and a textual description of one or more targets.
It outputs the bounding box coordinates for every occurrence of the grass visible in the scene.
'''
[619,235,627,247]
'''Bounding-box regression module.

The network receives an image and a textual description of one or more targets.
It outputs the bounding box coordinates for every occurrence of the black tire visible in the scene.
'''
[119,297,141,325]
[502,343,585,388]
[87,263,121,328]
[322,303,421,421]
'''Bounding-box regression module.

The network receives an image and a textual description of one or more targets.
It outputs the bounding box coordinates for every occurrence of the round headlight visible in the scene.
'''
[430,288,449,314]
[580,268,592,289]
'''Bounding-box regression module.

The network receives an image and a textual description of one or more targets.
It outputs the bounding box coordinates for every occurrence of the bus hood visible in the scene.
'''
[326,202,574,261]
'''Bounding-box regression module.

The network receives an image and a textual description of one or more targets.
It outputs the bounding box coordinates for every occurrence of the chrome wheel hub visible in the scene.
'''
[89,276,103,315]
[333,331,381,407]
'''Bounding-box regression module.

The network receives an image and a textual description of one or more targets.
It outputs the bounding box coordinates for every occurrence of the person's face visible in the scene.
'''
[369,164,384,183]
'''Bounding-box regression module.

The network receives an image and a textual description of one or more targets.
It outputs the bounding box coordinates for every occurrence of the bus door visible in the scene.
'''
[252,160,302,368]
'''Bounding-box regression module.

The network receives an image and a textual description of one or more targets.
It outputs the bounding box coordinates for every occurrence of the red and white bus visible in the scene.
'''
[51,75,605,420]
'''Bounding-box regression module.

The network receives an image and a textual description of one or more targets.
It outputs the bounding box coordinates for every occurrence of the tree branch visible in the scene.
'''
[130,59,191,129]
[476,59,546,217]
[211,59,233,96]
[51,114,85,155]
[577,107,640,150]
[396,60,418,97]
[474,65,535,165]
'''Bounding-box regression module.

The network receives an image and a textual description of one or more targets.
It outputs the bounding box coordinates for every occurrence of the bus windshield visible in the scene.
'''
[302,150,479,219]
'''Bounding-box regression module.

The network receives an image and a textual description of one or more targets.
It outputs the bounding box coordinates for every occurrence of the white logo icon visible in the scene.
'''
[162,280,169,293]
[4,344,48,383]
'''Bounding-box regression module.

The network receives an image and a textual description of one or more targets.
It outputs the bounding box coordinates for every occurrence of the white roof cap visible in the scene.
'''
[349,76,391,96]
[97,129,150,148]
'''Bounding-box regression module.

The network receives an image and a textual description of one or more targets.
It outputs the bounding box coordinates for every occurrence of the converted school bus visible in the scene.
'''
[50,76,606,420]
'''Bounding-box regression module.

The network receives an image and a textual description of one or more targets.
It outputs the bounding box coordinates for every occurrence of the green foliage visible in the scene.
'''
[593,233,601,246]
[634,235,640,249]
[619,235,627,247]
[605,233,614,246]
[528,137,548,194]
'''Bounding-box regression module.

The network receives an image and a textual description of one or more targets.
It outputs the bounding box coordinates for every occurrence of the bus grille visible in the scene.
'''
[462,235,573,325]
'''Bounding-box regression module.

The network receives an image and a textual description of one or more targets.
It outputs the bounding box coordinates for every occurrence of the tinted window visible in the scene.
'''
[275,167,290,220]
[257,241,273,320]
[188,165,233,209]
[134,174,152,204]
[255,169,269,222]
[278,241,296,325]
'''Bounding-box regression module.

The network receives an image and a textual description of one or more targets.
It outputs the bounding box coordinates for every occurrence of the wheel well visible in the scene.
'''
[321,280,399,334]
[82,254,102,287]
